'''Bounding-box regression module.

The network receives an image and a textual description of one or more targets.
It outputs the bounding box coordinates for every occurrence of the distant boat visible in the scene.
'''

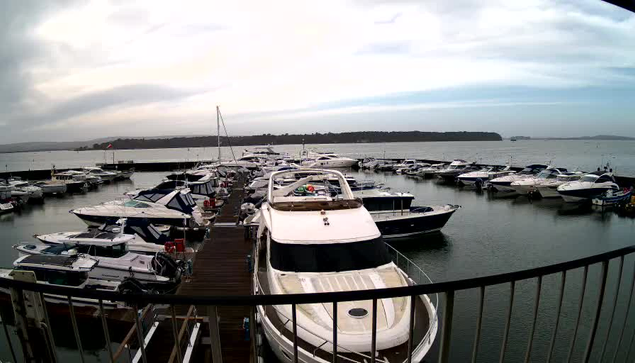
[510,137,517,142]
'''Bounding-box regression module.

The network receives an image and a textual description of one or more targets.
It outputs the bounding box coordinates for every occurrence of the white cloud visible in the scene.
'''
[2,0,635,142]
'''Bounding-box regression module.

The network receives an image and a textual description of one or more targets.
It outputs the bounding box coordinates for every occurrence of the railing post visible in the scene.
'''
[332,301,337,363]
[582,261,609,362]
[599,256,624,362]
[407,294,416,363]
[170,305,183,363]
[567,265,589,363]
[499,281,516,363]
[39,292,58,363]
[67,296,85,363]
[133,304,148,363]
[612,260,635,363]
[292,304,298,363]
[471,286,485,363]
[207,305,223,363]
[371,298,378,363]
[547,271,567,363]
[98,300,115,363]
[524,276,543,363]
[438,290,455,363]
[0,305,18,363]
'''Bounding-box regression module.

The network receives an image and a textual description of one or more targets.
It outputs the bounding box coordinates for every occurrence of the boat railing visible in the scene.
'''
[1,245,635,363]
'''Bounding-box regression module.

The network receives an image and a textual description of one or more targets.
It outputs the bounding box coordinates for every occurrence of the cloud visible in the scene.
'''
[1,0,635,143]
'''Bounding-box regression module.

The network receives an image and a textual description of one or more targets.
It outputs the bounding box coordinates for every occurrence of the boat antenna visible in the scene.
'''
[218,107,238,165]
[216,106,221,162]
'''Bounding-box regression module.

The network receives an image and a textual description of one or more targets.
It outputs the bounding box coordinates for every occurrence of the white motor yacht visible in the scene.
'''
[71,190,205,228]
[509,167,576,196]
[457,165,514,187]
[14,239,182,285]
[391,159,418,172]
[557,172,620,203]
[301,152,358,168]
[6,178,44,201]
[0,254,151,308]
[255,169,437,363]
[416,163,445,178]
[35,219,169,255]
[0,186,14,214]
[434,160,476,182]
[52,171,89,192]
[33,180,67,195]
[83,167,118,182]
[488,164,548,192]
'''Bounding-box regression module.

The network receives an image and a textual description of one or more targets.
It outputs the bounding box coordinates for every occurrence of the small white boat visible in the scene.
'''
[6,178,44,201]
[36,219,169,255]
[0,186,14,214]
[83,167,118,182]
[52,171,89,192]
[14,240,183,285]
[0,254,125,309]
[457,165,514,187]
[557,172,620,203]
[416,163,445,178]
[488,164,548,192]
[33,180,68,195]
[509,167,573,196]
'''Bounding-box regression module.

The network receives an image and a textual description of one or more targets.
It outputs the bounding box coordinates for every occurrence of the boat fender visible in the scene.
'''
[164,242,176,254]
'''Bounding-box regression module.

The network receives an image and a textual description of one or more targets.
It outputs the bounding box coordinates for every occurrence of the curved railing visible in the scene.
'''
[1,245,634,363]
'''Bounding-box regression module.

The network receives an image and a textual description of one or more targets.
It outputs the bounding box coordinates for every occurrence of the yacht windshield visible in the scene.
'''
[537,170,557,179]
[580,175,599,183]
[124,200,150,208]
[76,243,128,258]
[270,237,391,272]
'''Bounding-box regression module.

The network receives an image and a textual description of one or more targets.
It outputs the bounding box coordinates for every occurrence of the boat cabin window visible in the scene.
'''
[596,175,614,183]
[269,237,391,273]
[580,175,599,183]
[20,268,88,287]
[537,170,557,179]
[124,200,151,208]
[75,243,128,258]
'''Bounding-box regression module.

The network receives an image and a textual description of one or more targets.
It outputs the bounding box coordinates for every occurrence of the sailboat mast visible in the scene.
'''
[216,105,221,162]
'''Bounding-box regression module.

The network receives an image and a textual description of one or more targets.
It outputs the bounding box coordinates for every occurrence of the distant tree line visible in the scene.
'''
[77,131,502,150]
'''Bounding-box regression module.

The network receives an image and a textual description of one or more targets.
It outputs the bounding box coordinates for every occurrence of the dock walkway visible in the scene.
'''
[144,177,253,363]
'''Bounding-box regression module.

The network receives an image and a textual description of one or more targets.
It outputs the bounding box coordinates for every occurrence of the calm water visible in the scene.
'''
[2,140,635,175]
[1,146,635,361]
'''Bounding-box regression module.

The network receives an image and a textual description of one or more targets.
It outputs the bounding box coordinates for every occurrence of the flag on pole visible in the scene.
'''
[106,144,113,149]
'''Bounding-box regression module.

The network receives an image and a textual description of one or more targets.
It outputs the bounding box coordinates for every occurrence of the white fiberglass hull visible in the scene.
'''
[37,232,164,255]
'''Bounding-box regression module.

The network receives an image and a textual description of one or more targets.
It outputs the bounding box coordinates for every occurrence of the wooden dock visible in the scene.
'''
[144,176,253,363]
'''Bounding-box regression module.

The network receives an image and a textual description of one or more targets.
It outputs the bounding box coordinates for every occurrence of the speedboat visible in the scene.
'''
[254,169,438,362]
[354,189,460,239]
[391,159,418,172]
[242,146,290,160]
[358,158,379,169]
[4,178,44,202]
[533,173,584,198]
[592,187,633,206]
[14,240,183,286]
[127,175,219,209]
[509,167,578,197]
[0,254,152,308]
[488,164,548,192]
[557,172,620,203]
[71,190,206,228]
[302,153,359,168]
[0,186,15,214]
[434,160,476,182]
[35,218,170,255]
[457,165,514,187]
[33,180,67,195]
[416,163,445,178]
[83,167,118,183]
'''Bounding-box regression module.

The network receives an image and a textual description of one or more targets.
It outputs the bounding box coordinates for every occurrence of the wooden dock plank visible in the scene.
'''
[155,177,254,363]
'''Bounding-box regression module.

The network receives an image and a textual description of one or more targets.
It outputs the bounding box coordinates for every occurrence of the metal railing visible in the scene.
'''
[0,245,634,362]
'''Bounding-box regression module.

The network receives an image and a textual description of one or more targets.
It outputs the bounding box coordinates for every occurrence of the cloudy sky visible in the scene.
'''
[1,0,634,144]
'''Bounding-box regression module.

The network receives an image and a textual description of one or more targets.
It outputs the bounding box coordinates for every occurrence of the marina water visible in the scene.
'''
[0,141,634,361]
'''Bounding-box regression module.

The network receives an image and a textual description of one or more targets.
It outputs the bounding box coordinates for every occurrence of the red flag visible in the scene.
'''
[106,144,113,149]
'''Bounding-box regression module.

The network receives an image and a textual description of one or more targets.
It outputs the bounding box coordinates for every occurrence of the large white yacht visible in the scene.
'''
[301,152,359,168]
[557,172,620,203]
[457,165,514,187]
[82,167,118,182]
[254,169,437,363]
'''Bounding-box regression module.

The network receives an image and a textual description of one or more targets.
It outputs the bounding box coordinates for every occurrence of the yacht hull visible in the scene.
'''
[372,207,458,239]
[73,212,191,228]
[535,185,561,198]
[558,187,614,203]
